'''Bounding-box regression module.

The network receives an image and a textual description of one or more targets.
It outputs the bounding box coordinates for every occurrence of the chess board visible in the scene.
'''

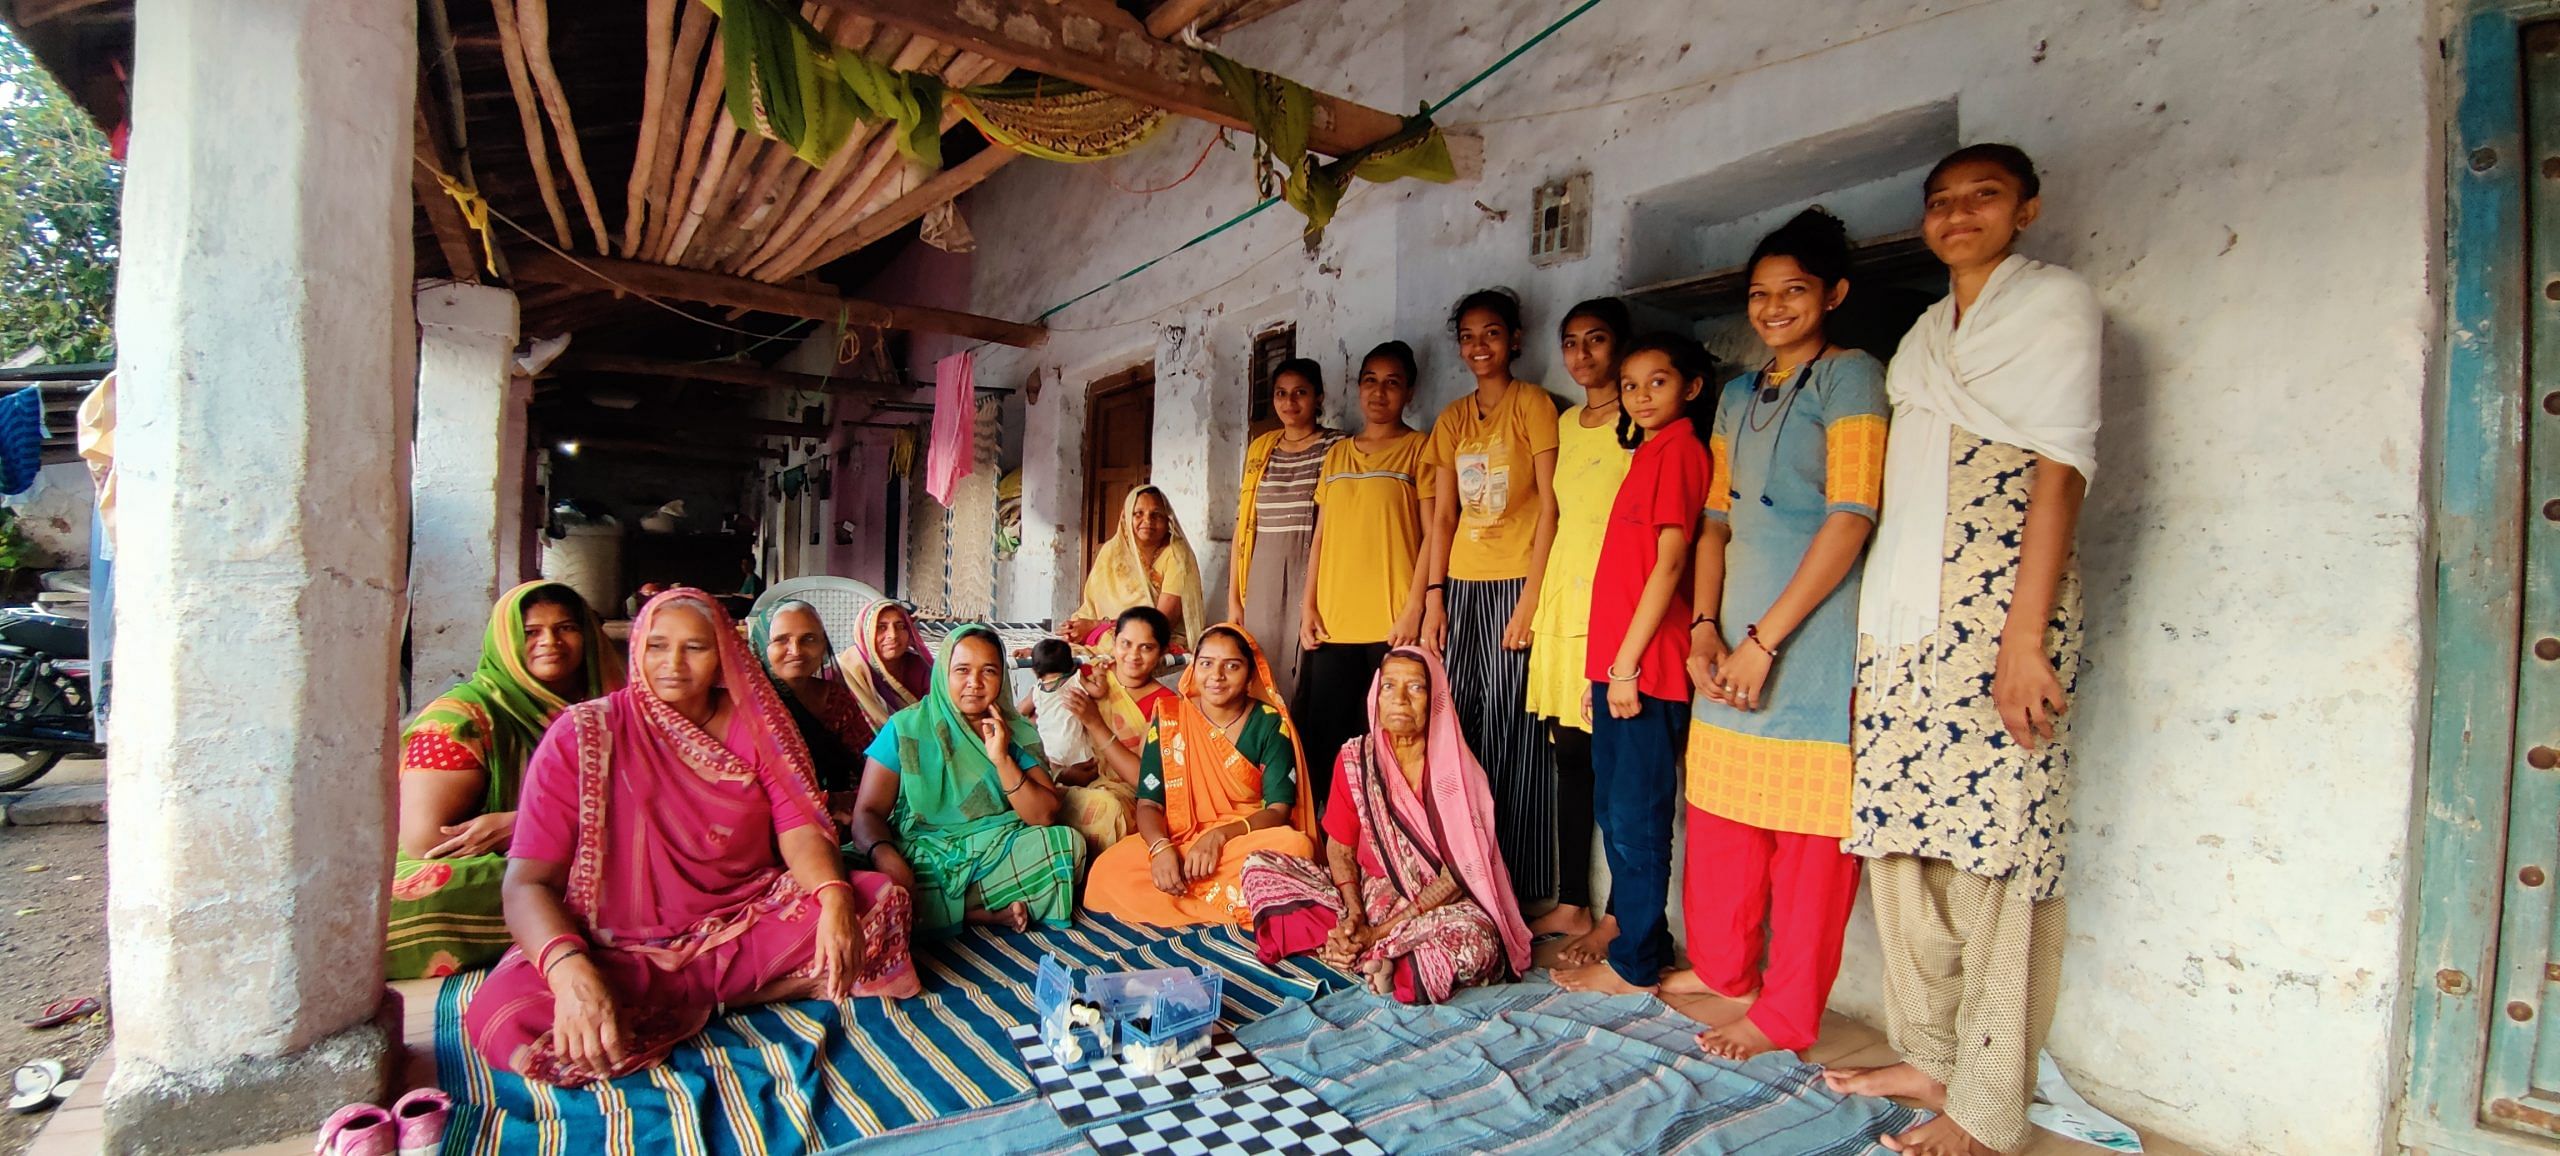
[1006,1022,1270,1128]
[1083,1079,1384,1156]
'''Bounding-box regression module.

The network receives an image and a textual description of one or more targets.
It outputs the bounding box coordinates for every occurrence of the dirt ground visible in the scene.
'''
[0,760,108,1155]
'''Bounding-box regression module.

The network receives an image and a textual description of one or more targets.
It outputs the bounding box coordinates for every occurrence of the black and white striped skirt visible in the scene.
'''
[1446,576,1555,905]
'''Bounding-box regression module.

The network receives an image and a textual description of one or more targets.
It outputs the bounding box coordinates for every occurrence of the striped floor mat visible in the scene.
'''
[434,915,1348,1156]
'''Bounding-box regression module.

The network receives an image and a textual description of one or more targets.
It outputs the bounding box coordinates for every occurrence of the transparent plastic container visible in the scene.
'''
[1033,955,1112,1070]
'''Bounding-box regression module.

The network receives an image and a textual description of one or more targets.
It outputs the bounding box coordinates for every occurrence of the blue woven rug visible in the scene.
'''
[433,915,1347,1156]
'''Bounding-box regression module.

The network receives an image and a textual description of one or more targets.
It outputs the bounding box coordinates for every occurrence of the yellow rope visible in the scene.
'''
[433,168,501,275]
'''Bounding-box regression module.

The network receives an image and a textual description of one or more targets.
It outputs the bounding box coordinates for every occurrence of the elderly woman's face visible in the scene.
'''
[1376,657,1432,740]
[642,603,724,710]
[873,605,913,662]
[1131,492,1172,549]
[764,607,827,683]
[947,635,1007,719]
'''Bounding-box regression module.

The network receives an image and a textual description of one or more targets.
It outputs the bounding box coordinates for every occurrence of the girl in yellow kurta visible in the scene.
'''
[1522,297,1635,955]
[1084,624,1320,927]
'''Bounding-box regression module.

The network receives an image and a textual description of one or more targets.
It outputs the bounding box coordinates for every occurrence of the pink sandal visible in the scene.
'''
[391,1088,451,1156]
[314,1103,394,1156]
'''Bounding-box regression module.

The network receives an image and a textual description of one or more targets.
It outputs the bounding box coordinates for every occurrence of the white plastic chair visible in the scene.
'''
[751,576,891,661]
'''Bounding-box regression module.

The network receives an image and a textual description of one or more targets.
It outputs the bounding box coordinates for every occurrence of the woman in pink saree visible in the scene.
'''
[464,589,919,1087]
[1238,647,1532,1003]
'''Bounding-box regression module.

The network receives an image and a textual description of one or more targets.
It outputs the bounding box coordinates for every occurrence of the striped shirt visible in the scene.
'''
[1251,439,1335,535]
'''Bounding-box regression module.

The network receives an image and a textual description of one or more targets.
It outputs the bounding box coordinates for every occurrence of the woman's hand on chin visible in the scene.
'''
[548,956,628,1077]
[812,888,866,998]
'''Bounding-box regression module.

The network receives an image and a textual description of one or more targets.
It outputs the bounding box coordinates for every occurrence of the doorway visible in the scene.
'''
[1083,365,1155,572]
[2408,11,2560,1154]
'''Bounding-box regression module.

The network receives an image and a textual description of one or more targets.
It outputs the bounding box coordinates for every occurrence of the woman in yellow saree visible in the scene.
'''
[1062,486,1206,650]
[1085,624,1320,926]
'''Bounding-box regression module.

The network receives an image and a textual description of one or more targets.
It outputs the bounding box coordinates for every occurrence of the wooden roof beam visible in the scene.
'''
[510,251,1045,348]
[538,408,829,441]
[817,0,1407,157]
[792,145,1019,277]
[563,353,907,396]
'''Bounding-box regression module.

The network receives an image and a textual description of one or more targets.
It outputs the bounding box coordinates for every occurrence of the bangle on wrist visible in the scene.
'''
[534,932,586,974]
[1148,838,1175,858]
[1607,663,1640,683]
[811,879,852,904]
[1692,614,1718,629]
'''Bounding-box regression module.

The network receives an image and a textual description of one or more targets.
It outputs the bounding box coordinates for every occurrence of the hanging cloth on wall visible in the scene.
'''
[950,77,1171,162]
[925,351,975,506]
[75,373,114,557]
[0,386,49,497]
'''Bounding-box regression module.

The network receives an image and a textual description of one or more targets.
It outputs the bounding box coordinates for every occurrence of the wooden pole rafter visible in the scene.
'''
[510,251,1047,347]
[562,353,908,396]
[816,0,1409,157]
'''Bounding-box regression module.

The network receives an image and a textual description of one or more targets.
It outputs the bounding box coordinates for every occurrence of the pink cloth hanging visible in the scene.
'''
[926,351,975,505]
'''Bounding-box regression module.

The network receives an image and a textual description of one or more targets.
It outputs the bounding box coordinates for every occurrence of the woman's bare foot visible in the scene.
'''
[1822,1062,1945,1108]
[1694,1016,1779,1060]
[965,901,1032,933]
[1553,914,1619,967]
[1552,961,1658,995]
[1529,902,1593,938]
[1656,967,1735,997]
[1359,956,1395,996]
[1881,1114,1994,1156]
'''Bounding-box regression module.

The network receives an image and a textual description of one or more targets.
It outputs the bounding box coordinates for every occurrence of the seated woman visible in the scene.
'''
[1062,486,1204,650]
[390,581,616,980]
[839,599,933,753]
[850,625,1084,936]
[1085,625,1319,926]
[1239,648,1532,1003]
[751,600,865,801]
[463,589,917,1087]
[1053,605,1178,853]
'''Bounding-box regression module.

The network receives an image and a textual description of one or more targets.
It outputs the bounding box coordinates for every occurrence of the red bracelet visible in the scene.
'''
[810,879,853,904]
[1745,624,1780,659]
[534,933,586,973]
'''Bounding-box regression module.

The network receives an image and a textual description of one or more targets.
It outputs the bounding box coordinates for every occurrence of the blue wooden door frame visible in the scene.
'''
[2411,7,2558,1154]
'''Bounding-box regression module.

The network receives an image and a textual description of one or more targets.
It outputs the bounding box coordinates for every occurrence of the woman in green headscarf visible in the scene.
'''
[850,625,1084,936]
[389,581,617,978]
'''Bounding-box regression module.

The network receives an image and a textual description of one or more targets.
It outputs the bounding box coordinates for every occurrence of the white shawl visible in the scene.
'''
[1858,255,2103,663]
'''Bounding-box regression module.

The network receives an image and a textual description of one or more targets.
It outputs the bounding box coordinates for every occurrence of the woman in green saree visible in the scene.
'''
[850,625,1084,936]
[389,581,617,978]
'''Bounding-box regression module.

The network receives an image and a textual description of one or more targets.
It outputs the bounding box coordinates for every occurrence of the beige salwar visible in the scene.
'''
[1868,854,2066,1154]
[1060,779,1136,868]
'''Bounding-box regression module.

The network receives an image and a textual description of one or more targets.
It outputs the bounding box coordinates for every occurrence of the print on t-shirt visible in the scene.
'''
[1456,452,1509,528]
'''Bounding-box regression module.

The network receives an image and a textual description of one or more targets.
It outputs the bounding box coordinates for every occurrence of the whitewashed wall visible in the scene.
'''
[959,2,2438,1152]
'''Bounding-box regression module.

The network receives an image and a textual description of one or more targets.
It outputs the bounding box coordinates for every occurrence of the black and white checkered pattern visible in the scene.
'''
[1007,1022,1269,1128]
[1083,1079,1382,1156]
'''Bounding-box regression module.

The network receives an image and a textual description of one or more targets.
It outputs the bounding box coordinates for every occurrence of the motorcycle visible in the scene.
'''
[0,607,101,791]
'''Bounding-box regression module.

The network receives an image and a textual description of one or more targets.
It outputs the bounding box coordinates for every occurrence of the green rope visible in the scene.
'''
[1027,0,1612,327]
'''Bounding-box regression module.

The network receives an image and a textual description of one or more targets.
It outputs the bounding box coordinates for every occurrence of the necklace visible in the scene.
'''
[1202,701,1252,735]
[1276,427,1326,452]
[1728,352,1826,508]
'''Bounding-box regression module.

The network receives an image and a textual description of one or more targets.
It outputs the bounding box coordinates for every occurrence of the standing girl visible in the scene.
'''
[1659,209,1889,1062]
[1550,333,1715,995]
[1821,145,2100,1156]
[1522,298,1635,951]
[1229,359,1343,705]
[1422,289,1562,907]
[1297,343,1436,805]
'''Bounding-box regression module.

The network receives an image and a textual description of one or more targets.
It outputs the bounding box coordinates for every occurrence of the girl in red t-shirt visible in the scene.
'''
[1552,333,1717,995]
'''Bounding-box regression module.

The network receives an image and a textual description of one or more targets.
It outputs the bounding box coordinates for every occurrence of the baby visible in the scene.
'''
[1021,638,1097,777]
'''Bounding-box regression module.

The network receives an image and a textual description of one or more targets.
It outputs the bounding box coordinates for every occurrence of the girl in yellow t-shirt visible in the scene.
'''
[1422,288,1562,909]
[1294,342,1435,808]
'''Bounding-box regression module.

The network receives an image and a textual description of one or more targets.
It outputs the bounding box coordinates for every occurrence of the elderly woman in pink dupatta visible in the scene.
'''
[1238,647,1532,1004]
[464,589,919,1088]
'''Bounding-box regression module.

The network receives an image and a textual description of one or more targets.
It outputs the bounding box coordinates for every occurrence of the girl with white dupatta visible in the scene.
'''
[1821,144,2101,1156]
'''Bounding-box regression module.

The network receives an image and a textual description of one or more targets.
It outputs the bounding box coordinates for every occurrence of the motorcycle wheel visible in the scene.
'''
[0,749,66,792]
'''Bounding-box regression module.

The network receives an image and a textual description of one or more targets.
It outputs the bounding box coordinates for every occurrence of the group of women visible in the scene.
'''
[390,142,2091,1156]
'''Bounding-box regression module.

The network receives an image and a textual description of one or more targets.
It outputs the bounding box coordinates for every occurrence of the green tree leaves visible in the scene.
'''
[0,26,119,365]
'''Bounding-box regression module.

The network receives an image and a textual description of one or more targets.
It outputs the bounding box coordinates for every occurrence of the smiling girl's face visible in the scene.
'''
[1923,158,2040,271]
[1456,308,1520,384]
[1746,254,1847,354]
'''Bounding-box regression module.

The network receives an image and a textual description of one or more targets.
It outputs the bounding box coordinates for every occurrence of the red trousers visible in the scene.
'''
[1682,806,1862,1051]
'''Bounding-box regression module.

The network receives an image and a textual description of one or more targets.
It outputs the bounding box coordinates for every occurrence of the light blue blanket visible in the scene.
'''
[1231,980,1921,1155]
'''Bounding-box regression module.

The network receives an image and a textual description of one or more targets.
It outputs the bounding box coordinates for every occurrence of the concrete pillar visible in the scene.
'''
[1151,312,1246,610]
[104,0,416,1150]
[411,284,522,698]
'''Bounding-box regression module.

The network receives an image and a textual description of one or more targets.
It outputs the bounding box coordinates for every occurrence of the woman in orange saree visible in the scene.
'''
[1083,625,1320,926]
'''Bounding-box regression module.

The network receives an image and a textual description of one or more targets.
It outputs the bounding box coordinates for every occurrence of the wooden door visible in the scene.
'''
[1084,366,1155,572]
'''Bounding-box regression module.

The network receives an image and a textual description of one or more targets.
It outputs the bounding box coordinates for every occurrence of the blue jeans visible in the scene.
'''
[1590,684,1690,986]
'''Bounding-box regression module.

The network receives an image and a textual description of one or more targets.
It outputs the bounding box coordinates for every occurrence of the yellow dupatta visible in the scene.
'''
[1072,486,1206,648]
[1153,624,1320,845]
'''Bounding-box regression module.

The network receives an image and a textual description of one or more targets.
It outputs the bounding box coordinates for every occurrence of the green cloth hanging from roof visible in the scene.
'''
[1200,51,1457,243]
[704,0,944,168]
